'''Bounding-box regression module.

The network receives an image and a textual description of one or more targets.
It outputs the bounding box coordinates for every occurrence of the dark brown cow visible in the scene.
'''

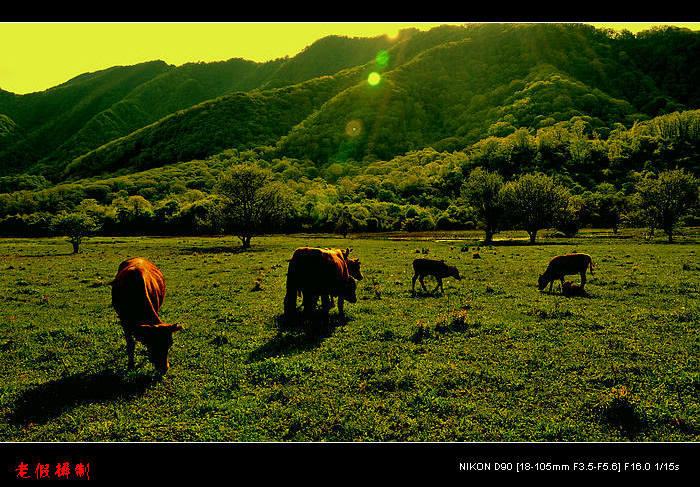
[411,258,461,295]
[284,247,357,320]
[562,280,589,297]
[111,257,182,373]
[538,253,594,293]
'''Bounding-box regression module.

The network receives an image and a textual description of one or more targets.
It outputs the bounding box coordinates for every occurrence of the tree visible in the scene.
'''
[461,167,504,243]
[50,211,100,254]
[215,164,294,248]
[635,169,698,242]
[334,205,353,237]
[501,172,570,243]
[592,184,627,234]
[556,194,585,237]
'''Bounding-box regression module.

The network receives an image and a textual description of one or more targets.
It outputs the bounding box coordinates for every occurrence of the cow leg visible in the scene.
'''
[419,275,429,293]
[284,287,297,317]
[303,292,316,318]
[560,278,565,294]
[548,280,553,293]
[123,326,135,369]
[433,278,442,294]
[337,297,345,316]
[321,295,331,311]
[580,271,586,289]
[411,274,418,295]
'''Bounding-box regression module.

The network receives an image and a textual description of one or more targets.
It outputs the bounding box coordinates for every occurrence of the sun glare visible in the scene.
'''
[368,72,381,86]
[385,29,400,40]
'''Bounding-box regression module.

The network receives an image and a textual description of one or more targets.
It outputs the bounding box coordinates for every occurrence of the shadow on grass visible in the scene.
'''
[410,289,448,298]
[540,289,595,298]
[9,367,160,425]
[5,251,78,258]
[485,239,575,247]
[247,311,348,363]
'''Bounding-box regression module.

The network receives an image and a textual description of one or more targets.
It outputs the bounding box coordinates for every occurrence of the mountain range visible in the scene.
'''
[0,23,698,189]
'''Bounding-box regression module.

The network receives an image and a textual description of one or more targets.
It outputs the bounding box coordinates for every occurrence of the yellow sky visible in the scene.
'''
[1,22,697,95]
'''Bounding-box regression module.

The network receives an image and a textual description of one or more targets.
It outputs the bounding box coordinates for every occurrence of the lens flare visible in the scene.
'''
[375,50,389,67]
[345,120,363,138]
[367,72,381,86]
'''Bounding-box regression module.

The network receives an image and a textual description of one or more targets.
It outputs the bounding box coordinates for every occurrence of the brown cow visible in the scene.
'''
[538,253,594,293]
[321,248,363,311]
[284,247,357,320]
[411,258,461,295]
[111,257,182,373]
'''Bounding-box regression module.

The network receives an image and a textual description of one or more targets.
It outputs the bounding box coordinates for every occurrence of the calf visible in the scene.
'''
[562,280,589,297]
[412,258,461,295]
[111,257,182,373]
[538,253,594,293]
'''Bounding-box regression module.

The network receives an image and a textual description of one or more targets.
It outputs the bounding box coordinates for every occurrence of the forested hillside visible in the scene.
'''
[0,23,697,240]
[0,61,172,173]
[1,32,402,178]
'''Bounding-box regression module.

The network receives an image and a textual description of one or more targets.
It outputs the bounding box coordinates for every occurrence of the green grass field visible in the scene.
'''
[0,229,698,441]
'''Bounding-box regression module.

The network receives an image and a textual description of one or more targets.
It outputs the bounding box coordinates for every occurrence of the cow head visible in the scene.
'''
[449,265,461,280]
[347,258,363,281]
[341,278,358,303]
[537,274,548,290]
[341,248,363,281]
[134,324,183,373]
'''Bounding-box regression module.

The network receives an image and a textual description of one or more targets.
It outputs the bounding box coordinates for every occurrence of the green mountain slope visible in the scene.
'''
[9,33,407,178]
[38,58,287,170]
[57,67,369,180]
[276,23,670,163]
[0,61,173,173]
[1,23,698,188]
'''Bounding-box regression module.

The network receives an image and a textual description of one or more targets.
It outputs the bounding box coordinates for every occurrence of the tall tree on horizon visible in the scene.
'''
[635,168,698,242]
[461,166,505,244]
[215,163,294,249]
[501,172,571,244]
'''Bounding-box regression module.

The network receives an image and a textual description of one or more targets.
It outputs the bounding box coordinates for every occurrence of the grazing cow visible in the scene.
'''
[411,258,461,295]
[322,248,363,311]
[284,247,357,320]
[561,280,589,297]
[110,257,182,373]
[538,253,594,293]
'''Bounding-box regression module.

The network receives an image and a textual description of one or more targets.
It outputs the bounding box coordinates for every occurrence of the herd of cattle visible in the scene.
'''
[110,249,595,374]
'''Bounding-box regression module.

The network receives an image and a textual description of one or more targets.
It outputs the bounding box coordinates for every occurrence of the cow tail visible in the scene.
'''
[589,257,594,275]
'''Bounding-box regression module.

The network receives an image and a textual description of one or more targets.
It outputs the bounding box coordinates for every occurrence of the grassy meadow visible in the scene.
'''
[0,229,698,441]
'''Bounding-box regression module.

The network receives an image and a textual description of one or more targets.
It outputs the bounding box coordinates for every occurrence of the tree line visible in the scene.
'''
[0,110,697,251]
[9,163,697,254]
